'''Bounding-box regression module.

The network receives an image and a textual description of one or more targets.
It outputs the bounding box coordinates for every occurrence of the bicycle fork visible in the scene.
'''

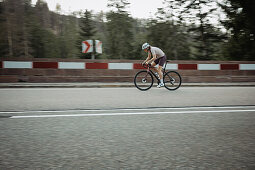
[141,69,150,83]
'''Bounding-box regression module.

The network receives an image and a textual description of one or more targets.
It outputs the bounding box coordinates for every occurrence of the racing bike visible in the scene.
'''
[134,61,182,91]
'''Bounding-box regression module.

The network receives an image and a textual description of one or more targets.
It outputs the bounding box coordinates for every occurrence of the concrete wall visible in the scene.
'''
[1,58,255,83]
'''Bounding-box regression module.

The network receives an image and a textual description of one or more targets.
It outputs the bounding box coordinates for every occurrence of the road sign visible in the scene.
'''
[95,40,102,54]
[82,40,93,53]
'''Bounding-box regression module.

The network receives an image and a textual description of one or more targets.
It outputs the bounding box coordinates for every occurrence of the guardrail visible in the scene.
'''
[1,59,255,83]
[1,60,255,70]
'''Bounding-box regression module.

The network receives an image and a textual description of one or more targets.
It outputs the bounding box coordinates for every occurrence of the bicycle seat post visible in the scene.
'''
[163,61,168,73]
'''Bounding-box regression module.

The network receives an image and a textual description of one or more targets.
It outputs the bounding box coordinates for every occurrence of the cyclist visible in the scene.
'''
[142,43,167,88]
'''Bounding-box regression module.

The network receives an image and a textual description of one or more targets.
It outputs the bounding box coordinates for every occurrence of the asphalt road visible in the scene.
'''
[0,87,255,111]
[0,87,255,169]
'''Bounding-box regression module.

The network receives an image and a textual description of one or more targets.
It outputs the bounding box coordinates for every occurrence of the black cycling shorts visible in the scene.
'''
[154,55,167,66]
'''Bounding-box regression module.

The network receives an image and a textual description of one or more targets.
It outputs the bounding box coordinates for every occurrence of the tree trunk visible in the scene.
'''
[4,0,13,57]
[23,22,29,57]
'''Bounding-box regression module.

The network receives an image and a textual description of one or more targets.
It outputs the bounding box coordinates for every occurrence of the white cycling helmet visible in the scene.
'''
[142,43,150,50]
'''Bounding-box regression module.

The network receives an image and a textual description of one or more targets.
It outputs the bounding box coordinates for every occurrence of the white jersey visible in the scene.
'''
[150,46,165,58]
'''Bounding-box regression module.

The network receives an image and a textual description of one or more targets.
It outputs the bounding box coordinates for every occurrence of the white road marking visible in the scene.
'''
[10,109,255,119]
[1,106,255,114]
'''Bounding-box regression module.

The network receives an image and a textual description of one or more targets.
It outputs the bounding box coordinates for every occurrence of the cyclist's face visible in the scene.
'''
[144,48,148,52]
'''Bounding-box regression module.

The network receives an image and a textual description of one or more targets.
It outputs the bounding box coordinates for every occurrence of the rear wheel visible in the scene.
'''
[163,71,182,90]
[134,71,154,91]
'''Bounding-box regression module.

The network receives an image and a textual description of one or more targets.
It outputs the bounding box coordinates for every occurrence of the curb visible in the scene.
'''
[0,83,255,88]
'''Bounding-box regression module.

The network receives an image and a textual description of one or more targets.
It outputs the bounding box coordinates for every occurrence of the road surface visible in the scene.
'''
[0,87,255,169]
[0,87,255,111]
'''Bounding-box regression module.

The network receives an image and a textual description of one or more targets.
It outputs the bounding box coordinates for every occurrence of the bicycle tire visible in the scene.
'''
[164,71,182,90]
[134,70,154,91]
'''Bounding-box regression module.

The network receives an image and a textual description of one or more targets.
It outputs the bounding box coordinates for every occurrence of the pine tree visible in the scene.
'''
[0,0,34,58]
[57,14,80,58]
[23,0,33,58]
[94,11,108,59]
[0,1,9,57]
[106,0,134,59]
[147,19,191,60]
[77,10,96,59]
[219,0,255,60]
[162,0,225,60]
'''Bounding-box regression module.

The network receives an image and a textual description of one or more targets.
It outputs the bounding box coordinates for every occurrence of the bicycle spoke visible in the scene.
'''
[134,71,154,91]
[164,71,182,90]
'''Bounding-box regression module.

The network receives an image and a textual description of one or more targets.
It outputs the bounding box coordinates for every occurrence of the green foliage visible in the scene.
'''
[0,2,8,57]
[105,0,134,59]
[219,0,255,60]
[160,0,226,60]
[106,12,134,59]
[0,0,254,60]
[131,19,148,60]
[79,10,95,38]
[77,10,96,59]
[0,0,80,58]
[147,20,190,60]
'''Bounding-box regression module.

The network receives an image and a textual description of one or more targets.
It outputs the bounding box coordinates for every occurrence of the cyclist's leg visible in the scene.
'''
[151,60,158,73]
[151,58,164,79]
[158,56,167,85]
[157,65,163,80]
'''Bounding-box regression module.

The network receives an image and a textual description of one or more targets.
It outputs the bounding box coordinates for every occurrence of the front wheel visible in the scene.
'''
[164,71,182,90]
[134,71,154,91]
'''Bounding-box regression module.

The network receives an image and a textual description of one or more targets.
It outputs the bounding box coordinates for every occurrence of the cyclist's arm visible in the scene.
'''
[148,51,157,63]
[143,53,151,64]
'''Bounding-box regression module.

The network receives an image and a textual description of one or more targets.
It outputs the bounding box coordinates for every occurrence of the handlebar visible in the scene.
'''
[142,63,152,68]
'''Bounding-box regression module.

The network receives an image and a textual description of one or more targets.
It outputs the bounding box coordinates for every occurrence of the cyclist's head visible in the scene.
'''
[142,43,150,51]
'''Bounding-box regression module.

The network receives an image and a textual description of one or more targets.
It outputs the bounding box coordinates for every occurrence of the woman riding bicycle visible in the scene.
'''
[142,43,167,88]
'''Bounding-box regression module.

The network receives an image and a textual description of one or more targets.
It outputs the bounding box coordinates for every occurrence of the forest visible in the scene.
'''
[0,0,254,60]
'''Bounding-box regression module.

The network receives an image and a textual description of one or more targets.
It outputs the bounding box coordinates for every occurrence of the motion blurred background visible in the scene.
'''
[0,0,254,84]
[0,0,254,60]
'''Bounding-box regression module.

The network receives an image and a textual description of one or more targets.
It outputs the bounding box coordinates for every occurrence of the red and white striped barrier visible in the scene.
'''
[1,61,255,70]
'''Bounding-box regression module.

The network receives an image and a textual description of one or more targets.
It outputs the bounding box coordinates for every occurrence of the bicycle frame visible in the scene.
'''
[135,61,181,91]
[143,61,168,83]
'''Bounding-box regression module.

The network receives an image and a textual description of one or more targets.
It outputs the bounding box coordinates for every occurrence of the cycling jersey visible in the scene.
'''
[150,46,165,58]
